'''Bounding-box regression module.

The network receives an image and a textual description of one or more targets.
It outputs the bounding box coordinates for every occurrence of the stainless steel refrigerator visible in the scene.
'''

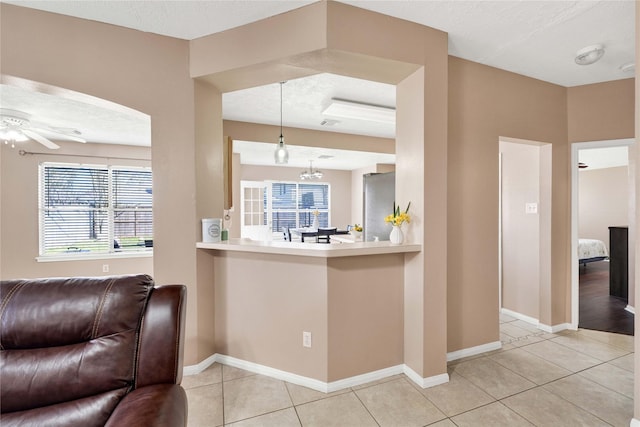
[363,172,395,242]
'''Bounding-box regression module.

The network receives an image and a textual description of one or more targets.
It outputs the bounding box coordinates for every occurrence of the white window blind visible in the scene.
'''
[39,163,152,257]
[241,180,330,237]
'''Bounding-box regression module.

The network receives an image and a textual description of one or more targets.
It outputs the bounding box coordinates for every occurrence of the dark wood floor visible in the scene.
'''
[579,260,634,336]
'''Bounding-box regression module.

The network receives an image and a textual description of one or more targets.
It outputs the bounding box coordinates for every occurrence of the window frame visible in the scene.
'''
[240,179,331,239]
[37,162,153,261]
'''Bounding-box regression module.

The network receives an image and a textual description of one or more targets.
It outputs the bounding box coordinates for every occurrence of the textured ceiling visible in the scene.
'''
[1,0,635,168]
[5,0,635,87]
[342,0,635,87]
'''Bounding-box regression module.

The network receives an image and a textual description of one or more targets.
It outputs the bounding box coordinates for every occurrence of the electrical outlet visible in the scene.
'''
[302,331,312,348]
[102,264,109,273]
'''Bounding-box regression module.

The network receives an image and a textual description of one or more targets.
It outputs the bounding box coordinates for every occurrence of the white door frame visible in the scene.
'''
[570,138,634,329]
[498,152,503,310]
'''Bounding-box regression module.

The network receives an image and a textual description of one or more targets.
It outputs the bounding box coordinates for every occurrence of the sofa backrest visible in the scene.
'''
[1,275,154,425]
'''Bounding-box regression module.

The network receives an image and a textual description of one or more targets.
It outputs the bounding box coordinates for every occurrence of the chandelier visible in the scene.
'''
[299,160,323,180]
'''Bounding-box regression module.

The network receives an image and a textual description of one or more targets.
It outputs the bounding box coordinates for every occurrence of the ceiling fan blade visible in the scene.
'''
[22,129,60,149]
[31,126,86,143]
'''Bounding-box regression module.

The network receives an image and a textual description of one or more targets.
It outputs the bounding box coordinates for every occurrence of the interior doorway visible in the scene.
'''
[498,138,552,328]
[571,138,635,334]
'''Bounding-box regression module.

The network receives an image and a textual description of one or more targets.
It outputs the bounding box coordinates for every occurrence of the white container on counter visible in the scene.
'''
[202,218,222,243]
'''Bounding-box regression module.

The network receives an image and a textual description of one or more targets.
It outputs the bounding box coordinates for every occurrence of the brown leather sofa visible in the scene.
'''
[1,274,188,426]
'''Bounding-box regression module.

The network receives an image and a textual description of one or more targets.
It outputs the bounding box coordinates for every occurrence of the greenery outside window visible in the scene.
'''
[39,162,153,257]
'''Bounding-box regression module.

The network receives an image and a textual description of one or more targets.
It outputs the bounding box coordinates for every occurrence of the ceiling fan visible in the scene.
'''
[0,108,86,149]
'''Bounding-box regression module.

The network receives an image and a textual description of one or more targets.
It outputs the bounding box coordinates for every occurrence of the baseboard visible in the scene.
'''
[630,418,640,427]
[625,305,635,315]
[500,308,539,326]
[501,308,573,334]
[184,354,448,392]
[446,340,502,362]
[326,365,404,393]
[403,365,449,388]
[538,322,572,334]
[182,353,217,376]
[216,354,330,392]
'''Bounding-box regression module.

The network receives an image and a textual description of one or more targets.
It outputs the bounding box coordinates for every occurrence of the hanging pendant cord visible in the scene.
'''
[279,82,283,139]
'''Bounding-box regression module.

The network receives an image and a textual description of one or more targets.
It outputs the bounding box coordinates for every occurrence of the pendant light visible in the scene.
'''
[274,81,289,164]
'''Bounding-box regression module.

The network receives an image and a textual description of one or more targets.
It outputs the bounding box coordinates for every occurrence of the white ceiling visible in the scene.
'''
[5,0,635,87]
[1,0,635,169]
[223,74,396,139]
[0,84,151,146]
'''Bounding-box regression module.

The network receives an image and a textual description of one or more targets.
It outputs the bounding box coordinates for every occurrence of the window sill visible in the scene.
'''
[36,251,153,263]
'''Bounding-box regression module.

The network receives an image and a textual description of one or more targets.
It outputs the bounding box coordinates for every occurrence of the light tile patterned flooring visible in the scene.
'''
[182,313,635,426]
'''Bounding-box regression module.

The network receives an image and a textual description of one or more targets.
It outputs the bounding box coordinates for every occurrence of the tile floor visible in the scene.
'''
[182,313,635,426]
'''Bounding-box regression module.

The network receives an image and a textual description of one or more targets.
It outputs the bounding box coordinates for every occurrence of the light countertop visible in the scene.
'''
[196,238,421,258]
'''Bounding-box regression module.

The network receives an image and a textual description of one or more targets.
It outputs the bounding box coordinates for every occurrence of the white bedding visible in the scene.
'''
[578,238,609,260]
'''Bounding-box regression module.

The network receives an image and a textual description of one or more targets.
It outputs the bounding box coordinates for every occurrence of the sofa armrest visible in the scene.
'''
[136,285,187,388]
[105,384,187,427]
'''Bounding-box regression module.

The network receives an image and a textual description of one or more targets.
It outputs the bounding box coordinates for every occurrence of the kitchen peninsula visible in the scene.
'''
[197,238,421,391]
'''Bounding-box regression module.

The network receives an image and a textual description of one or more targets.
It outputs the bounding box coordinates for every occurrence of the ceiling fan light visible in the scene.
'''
[0,128,29,143]
[574,44,605,66]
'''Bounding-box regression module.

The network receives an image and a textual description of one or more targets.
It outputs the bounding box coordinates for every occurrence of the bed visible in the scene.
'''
[579,238,609,267]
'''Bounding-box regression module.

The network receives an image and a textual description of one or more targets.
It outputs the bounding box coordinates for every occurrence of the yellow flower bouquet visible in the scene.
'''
[384,202,411,226]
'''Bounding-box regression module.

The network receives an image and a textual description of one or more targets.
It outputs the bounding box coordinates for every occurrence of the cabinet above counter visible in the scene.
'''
[196,238,421,258]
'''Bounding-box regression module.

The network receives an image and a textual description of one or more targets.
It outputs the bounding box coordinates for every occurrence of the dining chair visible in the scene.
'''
[316,227,337,244]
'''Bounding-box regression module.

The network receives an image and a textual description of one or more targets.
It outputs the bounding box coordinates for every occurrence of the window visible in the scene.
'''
[240,180,330,238]
[39,163,152,257]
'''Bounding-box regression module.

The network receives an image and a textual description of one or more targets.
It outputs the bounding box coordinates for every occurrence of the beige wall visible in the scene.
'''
[194,80,224,361]
[0,4,208,365]
[224,120,394,154]
[327,254,404,381]
[448,57,569,347]
[213,251,404,382]
[214,251,329,380]
[0,141,153,279]
[2,1,636,383]
[579,166,630,250]
[199,1,450,379]
[568,79,635,143]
